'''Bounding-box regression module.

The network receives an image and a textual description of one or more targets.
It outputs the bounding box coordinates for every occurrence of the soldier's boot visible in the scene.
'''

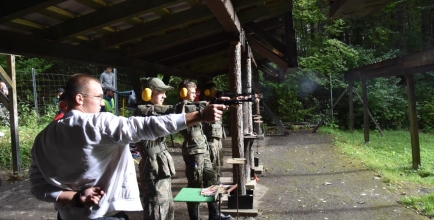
[208,202,232,220]
[187,202,201,220]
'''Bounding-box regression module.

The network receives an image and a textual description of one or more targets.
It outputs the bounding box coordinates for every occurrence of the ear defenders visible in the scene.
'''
[203,88,211,97]
[203,82,215,97]
[141,77,154,102]
[179,82,189,100]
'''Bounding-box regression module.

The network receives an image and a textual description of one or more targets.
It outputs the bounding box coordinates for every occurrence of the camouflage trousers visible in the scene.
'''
[208,138,223,174]
[183,151,218,220]
[183,150,217,188]
[139,161,174,220]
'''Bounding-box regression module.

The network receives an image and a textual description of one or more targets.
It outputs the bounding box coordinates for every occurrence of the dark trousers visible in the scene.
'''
[57,211,129,220]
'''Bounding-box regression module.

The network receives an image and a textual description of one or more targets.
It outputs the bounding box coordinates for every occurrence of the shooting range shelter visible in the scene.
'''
[0,0,392,201]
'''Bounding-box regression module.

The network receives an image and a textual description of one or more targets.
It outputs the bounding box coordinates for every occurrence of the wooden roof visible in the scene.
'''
[0,0,390,81]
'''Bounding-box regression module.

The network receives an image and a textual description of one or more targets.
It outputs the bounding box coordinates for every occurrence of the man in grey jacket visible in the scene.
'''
[30,74,226,220]
[100,66,115,90]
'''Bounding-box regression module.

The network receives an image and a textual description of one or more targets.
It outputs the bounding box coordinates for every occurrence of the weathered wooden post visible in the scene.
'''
[229,34,246,195]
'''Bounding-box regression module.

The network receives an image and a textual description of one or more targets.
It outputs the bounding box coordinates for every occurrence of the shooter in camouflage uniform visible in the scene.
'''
[200,82,224,182]
[176,80,231,220]
[134,77,176,220]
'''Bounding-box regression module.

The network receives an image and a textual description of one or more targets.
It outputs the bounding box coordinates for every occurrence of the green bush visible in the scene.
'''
[419,99,434,131]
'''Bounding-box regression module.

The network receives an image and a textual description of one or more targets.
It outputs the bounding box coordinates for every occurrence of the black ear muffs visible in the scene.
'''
[141,77,154,102]
[179,82,188,100]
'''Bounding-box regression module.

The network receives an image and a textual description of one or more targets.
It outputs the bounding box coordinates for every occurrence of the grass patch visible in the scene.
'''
[0,125,48,178]
[320,128,434,217]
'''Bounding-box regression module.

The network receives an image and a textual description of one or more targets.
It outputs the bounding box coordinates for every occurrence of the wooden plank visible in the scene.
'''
[168,44,228,66]
[39,6,77,21]
[0,0,66,24]
[74,0,110,10]
[87,5,213,50]
[39,0,187,40]
[227,158,246,165]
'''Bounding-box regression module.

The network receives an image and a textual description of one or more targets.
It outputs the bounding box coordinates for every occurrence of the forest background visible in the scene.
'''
[1,0,434,215]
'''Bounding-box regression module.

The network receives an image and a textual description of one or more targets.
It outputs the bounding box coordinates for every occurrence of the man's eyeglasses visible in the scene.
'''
[82,94,104,101]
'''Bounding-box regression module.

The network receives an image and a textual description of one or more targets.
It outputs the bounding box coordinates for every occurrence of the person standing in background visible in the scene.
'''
[101,85,116,114]
[100,66,115,90]
[53,88,64,105]
[0,81,9,96]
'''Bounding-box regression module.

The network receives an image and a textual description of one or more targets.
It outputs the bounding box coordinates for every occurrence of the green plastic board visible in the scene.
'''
[173,188,215,203]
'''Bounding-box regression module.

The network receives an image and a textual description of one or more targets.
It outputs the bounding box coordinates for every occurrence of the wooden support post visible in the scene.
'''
[348,80,354,132]
[229,39,246,195]
[405,74,420,169]
[7,55,20,174]
[362,75,369,143]
[283,11,298,68]
[352,88,384,136]
[312,87,348,133]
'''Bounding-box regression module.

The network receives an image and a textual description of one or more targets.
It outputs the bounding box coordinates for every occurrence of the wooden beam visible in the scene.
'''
[39,0,187,40]
[87,5,213,50]
[165,43,228,66]
[140,32,230,62]
[246,35,288,69]
[229,41,246,194]
[329,0,392,19]
[127,19,223,57]
[406,74,420,169]
[74,0,110,10]
[188,57,229,74]
[362,75,369,143]
[345,47,434,81]
[204,0,241,33]
[0,0,66,24]
[6,55,21,174]
[39,6,77,21]
[0,30,195,78]
[127,0,292,57]
[244,22,286,57]
[283,11,298,68]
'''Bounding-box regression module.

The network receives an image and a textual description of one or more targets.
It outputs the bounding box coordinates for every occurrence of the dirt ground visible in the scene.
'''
[0,129,431,220]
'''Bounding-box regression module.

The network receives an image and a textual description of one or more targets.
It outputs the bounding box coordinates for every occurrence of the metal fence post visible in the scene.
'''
[31,68,39,116]
[113,68,118,115]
